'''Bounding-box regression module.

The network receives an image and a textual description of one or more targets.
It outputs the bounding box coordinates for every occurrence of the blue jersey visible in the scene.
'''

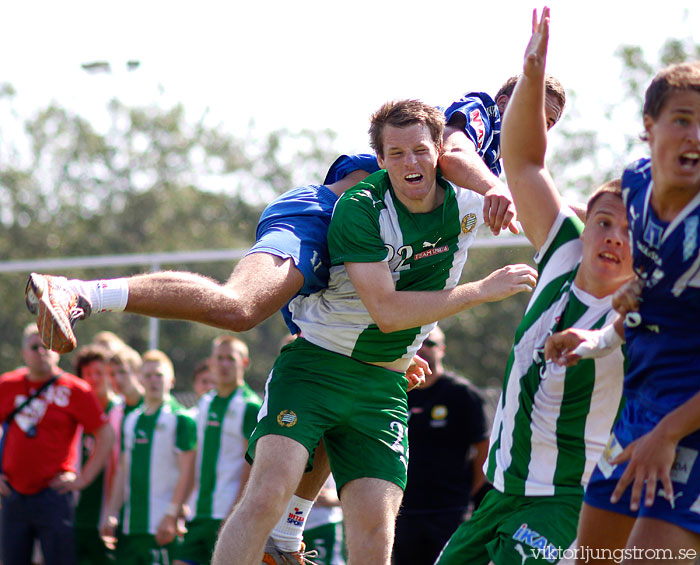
[622,158,700,419]
[442,91,502,177]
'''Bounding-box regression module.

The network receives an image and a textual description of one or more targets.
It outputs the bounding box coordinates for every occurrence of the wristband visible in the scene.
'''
[165,502,179,518]
[572,324,623,359]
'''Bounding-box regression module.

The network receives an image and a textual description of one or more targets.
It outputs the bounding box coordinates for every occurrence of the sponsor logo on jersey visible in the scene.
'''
[512,524,557,563]
[670,447,698,484]
[468,109,486,149]
[423,238,442,249]
[208,412,221,428]
[414,245,449,261]
[277,410,297,428]
[461,213,477,234]
[135,429,149,444]
[286,507,305,527]
[635,240,662,268]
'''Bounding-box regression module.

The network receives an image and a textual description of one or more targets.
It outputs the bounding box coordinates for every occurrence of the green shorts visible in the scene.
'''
[247,338,409,491]
[172,518,221,564]
[304,521,345,565]
[115,533,176,565]
[435,488,582,564]
[75,527,114,564]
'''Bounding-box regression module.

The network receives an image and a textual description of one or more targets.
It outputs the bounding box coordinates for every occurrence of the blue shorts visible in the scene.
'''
[248,185,337,332]
[584,399,700,534]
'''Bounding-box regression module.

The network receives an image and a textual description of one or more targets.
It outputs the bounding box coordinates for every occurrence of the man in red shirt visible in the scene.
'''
[0,324,115,565]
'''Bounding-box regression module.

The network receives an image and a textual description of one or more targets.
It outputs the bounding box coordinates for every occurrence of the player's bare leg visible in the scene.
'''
[124,253,304,331]
[341,477,403,565]
[574,503,635,564]
[26,252,304,352]
[212,435,308,565]
[263,441,332,561]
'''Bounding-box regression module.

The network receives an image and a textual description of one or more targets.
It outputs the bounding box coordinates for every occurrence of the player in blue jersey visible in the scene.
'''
[546,58,700,562]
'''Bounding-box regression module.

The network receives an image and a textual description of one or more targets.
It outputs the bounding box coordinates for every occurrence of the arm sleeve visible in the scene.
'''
[242,400,262,439]
[443,92,502,176]
[175,412,197,452]
[328,188,388,265]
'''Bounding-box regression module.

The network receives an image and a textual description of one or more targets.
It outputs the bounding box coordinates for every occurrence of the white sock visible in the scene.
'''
[71,278,130,314]
[270,495,314,552]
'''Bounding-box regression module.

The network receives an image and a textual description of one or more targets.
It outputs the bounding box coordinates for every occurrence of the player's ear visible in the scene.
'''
[496,94,510,116]
[376,153,385,169]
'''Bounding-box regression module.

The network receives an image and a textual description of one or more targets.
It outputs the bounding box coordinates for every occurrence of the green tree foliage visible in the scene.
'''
[548,36,700,202]
[0,87,336,390]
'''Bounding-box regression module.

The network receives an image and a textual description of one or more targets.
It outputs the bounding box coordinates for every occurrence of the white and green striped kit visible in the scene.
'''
[189,385,261,520]
[290,170,484,364]
[121,400,196,535]
[486,208,624,497]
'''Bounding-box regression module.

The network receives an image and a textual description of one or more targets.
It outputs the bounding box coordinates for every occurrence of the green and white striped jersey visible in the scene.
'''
[485,208,624,497]
[290,170,484,364]
[121,399,197,535]
[189,385,261,520]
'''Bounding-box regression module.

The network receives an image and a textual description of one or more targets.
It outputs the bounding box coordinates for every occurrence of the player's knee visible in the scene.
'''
[243,480,289,520]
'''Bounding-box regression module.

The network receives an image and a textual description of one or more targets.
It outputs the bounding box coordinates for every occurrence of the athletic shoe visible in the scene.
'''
[25,273,91,354]
[262,540,319,565]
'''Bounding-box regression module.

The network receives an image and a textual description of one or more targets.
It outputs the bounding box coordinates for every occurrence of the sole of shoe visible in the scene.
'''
[25,273,78,354]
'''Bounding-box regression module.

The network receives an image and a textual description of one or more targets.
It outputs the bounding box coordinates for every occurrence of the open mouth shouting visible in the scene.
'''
[405,173,424,184]
[679,151,700,171]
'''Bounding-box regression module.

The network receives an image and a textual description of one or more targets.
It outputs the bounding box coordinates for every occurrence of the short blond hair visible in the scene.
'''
[141,349,174,378]
[212,335,249,360]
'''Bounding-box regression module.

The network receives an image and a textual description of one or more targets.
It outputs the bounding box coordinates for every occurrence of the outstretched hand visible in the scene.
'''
[480,264,538,303]
[523,7,550,77]
[613,277,644,318]
[483,186,519,235]
[609,427,678,512]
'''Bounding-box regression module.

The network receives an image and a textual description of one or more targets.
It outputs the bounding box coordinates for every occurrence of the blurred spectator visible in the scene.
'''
[0,324,114,565]
[73,345,124,565]
[192,359,216,400]
[101,349,196,564]
[91,331,128,355]
[173,336,261,565]
[392,326,489,565]
[107,347,144,415]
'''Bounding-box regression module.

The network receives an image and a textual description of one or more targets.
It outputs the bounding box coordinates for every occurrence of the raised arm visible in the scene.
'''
[501,7,562,250]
